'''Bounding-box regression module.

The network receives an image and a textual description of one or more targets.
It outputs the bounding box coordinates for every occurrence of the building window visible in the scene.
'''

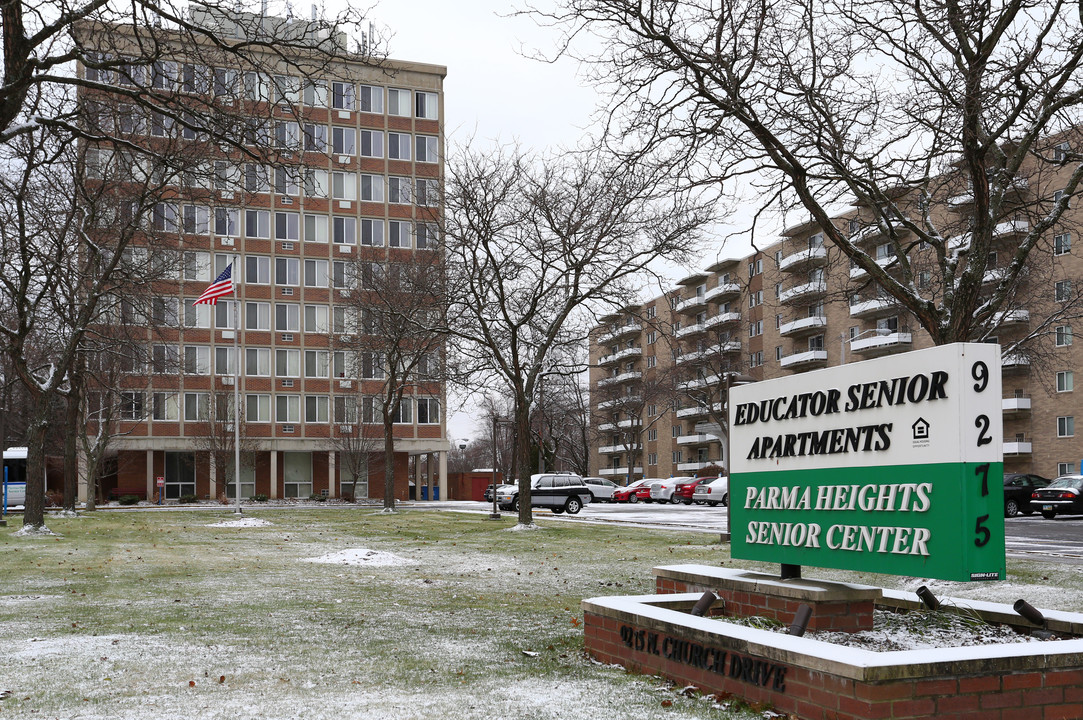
[1056,325,1073,346]
[331,81,354,110]
[183,346,210,375]
[647,404,657,417]
[1059,462,1075,476]
[275,303,300,332]
[245,348,271,376]
[303,259,329,288]
[1058,416,1075,437]
[361,218,385,246]
[305,396,330,423]
[1057,371,1074,393]
[389,220,412,248]
[775,346,783,361]
[417,398,440,424]
[183,392,209,421]
[672,425,681,438]
[416,135,439,162]
[358,84,382,113]
[360,174,384,202]
[120,392,145,421]
[748,259,762,277]
[388,132,411,160]
[245,210,270,239]
[1055,141,1071,163]
[244,256,270,285]
[388,88,411,116]
[304,349,329,378]
[749,320,763,337]
[648,453,657,466]
[646,356,656,368]
[1053,188,1070,207]
[275,212,299,241]
[332,126,356,155]
[360,130,383,157]
[646,306,656,320]
[1055,233,1072,256]
[749,351,764,368]
[304,214,328,244]
[275,349,300,377]
[647,429,658,441]
[275,395,301,423]
[388,176,412,204]
[333,216,356,245]
[1056,280,1073,302]
[304,305,329,334]
[246,394,271,423]
[275,257,299,286]
[774,282,781,299]
[672,451,683,463]
[646,331,657,345]
[303,123,327,152]
[748,290,763,307]
[416,91,438,119]
[151,392,179,421]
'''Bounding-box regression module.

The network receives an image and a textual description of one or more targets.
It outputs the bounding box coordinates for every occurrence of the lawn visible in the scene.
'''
[0,508,760,720]
[2,508,1082,720]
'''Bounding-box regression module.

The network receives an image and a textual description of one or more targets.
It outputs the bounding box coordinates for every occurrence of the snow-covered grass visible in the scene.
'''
[3,510,1082,719]
[0,509,760,720]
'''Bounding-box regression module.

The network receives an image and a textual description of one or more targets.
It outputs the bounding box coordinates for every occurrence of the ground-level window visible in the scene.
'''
[223,463,256,500]
[340,463,368,500]
[164,452,196,499]
[283,451,312,498]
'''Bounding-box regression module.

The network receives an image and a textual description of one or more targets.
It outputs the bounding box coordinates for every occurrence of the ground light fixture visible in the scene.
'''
[690,591,718,617]
[1014,599,1046,627]
[787,603,812,637]
[916,585,941,611]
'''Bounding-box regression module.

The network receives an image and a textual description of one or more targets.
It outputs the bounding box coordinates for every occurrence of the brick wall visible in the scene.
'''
[585,611,1083,720]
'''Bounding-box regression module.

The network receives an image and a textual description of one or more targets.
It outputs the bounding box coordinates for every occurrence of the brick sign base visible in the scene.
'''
[583,566,1083,720]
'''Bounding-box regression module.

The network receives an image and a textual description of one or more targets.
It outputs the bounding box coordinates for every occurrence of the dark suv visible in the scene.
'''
[495,473,593,514]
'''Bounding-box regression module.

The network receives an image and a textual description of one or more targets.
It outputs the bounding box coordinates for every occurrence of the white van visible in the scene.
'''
[3,447,28,508]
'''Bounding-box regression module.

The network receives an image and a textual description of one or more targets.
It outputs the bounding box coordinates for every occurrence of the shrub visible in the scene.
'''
[251,494,269,502]
[178,494,199,504]
[308,493,327,502]
[118,495,140,506]
[340,492,355,503]
[45,491,63,507]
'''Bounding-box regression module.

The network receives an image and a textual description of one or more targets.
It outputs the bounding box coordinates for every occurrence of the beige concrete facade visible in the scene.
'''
[589,151,1083,483]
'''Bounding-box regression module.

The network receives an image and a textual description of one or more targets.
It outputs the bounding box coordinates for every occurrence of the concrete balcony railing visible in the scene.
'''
[704,311,741,330]
[992,309,1029,326]
[676,341,742,365]
[778,315,828,337]
[779,349,829,370]
[597,395,641,410]
[1003,441,1032,455]
[675,322,706,339]
[704,282,741,303]
[1002,353,1031,370]
[676,433,717,447]
[849,255,897,281]
[850,331,913,357]
[675,294,708,315]
[779,246,828,273]
[1002,395,1032,414]
[676,405,711,419]
[598,346,642,366]
[598,443,640,455]
[597,323,642,345]
[849,297,896,318]
[598,371,642,388]
[677,460,723,472]
[779,281,827,305]
[599,466,643,477]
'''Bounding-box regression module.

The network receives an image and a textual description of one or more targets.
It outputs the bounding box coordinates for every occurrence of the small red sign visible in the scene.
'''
[156,476,165,487]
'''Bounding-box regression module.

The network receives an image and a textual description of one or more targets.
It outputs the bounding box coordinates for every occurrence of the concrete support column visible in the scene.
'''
[209,453,217,500]
[270,451,278,499]
[146,450,154,500]
[413,455,421,500]
[426,453,434,501]
[328,450,336,498]
[438,451,447,501]
[77,444,88,503]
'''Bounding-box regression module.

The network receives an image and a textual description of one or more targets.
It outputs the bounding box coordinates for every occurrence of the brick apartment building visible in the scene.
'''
[78,10,449,502]
[589,146,1083,487]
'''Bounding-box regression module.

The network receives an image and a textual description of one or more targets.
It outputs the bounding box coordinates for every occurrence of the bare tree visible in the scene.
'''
[592,356,675,485]
[337,244,447,511]
[443,143,712,525]
[536,0,1083,345]
[330,420,382,502]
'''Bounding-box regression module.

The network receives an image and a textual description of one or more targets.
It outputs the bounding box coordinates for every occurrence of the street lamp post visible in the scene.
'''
[490,417,502,520]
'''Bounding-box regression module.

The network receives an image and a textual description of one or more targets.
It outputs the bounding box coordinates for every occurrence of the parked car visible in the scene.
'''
[635,479,665,503]
[692,477,729,507]
[1003,473,1052,517]
[612,478,651,503]
[674,476,715,505]
[583,476,619,502]
[1031,475,1083,519]
[650,477,693,503]
[484,484,514,503]
[495,473,592,514]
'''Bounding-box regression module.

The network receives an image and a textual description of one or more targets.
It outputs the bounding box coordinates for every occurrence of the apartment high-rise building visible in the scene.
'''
[78,11,449,502]
[590,148,1083,487]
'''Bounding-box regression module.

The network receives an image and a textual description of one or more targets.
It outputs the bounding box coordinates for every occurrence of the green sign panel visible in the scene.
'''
[729,344,1006,582]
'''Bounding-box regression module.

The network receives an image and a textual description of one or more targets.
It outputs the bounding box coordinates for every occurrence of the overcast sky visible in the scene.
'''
[362,1,764,443]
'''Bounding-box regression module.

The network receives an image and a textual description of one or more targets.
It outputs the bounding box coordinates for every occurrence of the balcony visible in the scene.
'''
[598,371,642,388]
[1002,394,1031,414]
[598,346,642,366]
[677,460,723,472]
[599,466,643,477]
[779,246,828,273]
[705,281,741,303]
[850,330,913,357]
[597,395,641,410]
[675,322,706,339]
[778,315,828,337]
[949,219,1030,252]
[1003,440,1032,455]
[676,341,742,366]
[849,297,896,318]
[675,294,708,315]
[704,311,741,330]
[1002,353,1030,371]
[676,433,716,446]
[779,281,827,304]
[676,405,710,419]
[598,443,640,454]
[597,323,642,345]
[992,309,1029,327]
[850,217,911,244]
[983,267,1009,285]
[779,349,829,370]
[598,419,638,431]
[678,374,719,391]
[849,255,898,281]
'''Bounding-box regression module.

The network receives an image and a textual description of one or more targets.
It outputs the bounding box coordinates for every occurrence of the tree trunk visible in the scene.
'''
[515,394,533,525]
[383,415,395,510]
[63,392,78,512]
[21,408,49,529]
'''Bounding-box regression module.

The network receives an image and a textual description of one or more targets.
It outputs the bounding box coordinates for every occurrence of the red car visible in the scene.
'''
[634,480,664,503]
[613,478,652,503]
[674,476,716,505]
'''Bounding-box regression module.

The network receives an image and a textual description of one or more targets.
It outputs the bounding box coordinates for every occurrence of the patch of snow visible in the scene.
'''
[506,523,541,532]
[302,548,408,567]
[12,525,58,537]
[207,518,272,528]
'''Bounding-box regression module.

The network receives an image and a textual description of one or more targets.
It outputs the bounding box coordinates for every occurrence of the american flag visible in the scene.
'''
[194,264,234,305]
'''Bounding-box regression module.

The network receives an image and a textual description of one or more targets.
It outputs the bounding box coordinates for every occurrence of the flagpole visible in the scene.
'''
[233,254,241,515]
